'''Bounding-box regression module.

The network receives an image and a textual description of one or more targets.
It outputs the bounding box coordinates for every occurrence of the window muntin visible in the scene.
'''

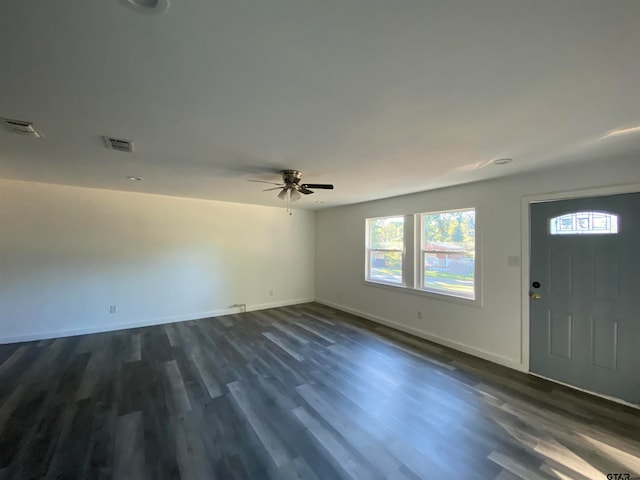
[549,211,618,235]
[420,209,476,300]
[366,216,404,285]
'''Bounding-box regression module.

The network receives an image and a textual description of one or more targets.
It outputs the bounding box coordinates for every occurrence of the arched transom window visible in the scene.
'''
[549,211,618,235]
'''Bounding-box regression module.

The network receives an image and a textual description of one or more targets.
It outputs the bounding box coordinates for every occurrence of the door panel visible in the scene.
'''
[590,315,617,370]
[530,193,640,404]
[593,247,618,299]
[549,311,572,359]
[550,248,573,296]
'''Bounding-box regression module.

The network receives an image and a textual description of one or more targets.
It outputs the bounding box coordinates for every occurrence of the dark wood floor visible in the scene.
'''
[0,303,639,479]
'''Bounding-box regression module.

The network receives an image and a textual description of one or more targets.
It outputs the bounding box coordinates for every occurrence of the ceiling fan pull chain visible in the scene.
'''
[286,188,291,214]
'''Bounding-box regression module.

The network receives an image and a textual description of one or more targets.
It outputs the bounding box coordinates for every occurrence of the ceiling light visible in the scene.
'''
[492,158,513,165]
[602,126,640,138]
[127,176,143,181]
[118,0,169,14]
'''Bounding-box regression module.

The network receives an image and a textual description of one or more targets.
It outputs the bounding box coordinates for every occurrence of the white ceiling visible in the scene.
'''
[1,0,640,209]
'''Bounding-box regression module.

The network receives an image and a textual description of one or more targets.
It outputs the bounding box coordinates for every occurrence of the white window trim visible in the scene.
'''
[416,207,479,304]
[363,209,481,306]
[365,215,407,287]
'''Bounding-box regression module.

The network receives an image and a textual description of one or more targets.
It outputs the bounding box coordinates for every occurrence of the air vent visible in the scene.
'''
[3,118,41,138]
[104,136,133,153]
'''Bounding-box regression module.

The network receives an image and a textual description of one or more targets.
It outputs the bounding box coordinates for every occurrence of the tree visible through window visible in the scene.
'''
[366,216,404,285]
[364,209,478,303]
[421,209,476,299]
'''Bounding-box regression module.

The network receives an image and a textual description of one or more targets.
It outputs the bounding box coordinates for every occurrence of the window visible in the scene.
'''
[365,208,478,302]
[549,211,618,235]
[365,216,404,285]
[420,209,476,299]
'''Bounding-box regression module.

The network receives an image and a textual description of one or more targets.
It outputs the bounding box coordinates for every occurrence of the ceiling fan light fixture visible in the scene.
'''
[249,170,334,210]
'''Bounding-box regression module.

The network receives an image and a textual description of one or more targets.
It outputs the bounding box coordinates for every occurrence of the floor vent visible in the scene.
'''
[104,136,133,153]
[3,118,41,138]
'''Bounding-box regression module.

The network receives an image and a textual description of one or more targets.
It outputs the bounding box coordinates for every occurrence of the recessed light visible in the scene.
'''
[127,176,143,181]
[602,125,640,138]
[492,158,513,166]
[118,0,169,14]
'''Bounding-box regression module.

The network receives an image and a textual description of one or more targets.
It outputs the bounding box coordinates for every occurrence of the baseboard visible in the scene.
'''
[529,373,640,409]
[247,298,314,313]
[0,297,315,344]
[316,298,525,372]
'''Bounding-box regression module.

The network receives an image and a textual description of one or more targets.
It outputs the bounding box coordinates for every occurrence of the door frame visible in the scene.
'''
[520,182,640,376]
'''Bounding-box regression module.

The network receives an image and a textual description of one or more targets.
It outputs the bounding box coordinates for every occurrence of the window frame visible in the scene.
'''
[417,207,477,302]
[364,208,481,306]
[365,215,407,286]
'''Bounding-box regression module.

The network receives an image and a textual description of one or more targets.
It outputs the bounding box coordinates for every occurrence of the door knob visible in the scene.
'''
[530,293,541,300]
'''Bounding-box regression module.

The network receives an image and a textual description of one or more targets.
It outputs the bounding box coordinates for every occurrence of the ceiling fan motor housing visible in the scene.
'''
[281,170,302,185]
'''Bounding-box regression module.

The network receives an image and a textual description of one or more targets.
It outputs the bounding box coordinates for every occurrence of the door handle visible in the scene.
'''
[530,293,541,300]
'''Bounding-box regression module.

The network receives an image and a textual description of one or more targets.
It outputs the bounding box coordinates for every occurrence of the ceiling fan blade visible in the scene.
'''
[301,183,334,190]
[248,179,283,186]
[298,187,314,195]
[262,187,282,191]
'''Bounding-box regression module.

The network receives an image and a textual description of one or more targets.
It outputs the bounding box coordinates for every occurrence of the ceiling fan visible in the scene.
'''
[248,170,334,204]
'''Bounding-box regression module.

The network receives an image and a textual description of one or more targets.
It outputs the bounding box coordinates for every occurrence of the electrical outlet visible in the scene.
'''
[109,305,117,314]
[269,289,274,297]
[417,311,422,320]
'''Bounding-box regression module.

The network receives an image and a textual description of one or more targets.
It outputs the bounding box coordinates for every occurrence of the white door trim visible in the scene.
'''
[520,182,640,373]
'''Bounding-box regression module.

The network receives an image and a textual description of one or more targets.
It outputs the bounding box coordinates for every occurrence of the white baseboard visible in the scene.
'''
[316,298,525,372]
[529,373,639,409]
[246,298,314,313]
[0,297,314,344]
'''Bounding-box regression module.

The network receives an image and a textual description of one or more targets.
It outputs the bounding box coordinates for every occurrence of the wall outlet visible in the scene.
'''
[109,305,117,314]
[417,311,422,320]
[269,289,274,297]
[507,255,521,267]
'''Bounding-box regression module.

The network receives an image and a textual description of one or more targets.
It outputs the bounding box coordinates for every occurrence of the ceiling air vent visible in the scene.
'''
[104,136,133,153]
[3,118,41,138]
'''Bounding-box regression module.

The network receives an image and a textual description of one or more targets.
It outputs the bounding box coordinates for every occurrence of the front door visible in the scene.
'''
[529,192,640,404]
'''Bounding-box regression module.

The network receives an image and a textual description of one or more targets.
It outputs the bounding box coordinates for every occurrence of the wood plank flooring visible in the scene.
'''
[0,303,639,479]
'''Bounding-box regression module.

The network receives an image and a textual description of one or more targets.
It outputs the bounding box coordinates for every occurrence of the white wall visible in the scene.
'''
[0,179,315,343]
[315,156,640,371]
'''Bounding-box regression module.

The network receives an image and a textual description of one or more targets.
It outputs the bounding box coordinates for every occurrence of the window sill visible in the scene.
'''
[363,279,482,307]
